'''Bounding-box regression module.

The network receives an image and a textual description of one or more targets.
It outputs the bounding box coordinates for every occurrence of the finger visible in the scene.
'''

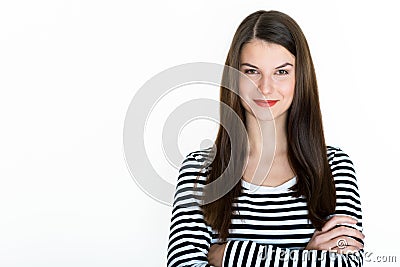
[312,225,364,246]
[323,226,365,243]
[323,236,363,252]
[322,215,358,232]
[330,245,361,255]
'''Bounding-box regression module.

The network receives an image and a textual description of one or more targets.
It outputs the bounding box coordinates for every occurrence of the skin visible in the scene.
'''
[207,39,365,266]
[238,39,296,187]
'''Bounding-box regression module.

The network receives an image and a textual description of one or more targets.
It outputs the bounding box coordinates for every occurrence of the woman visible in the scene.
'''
[167,10,364,267]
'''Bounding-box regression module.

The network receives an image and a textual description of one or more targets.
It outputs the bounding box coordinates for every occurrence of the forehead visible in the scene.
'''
[240,39,295,67]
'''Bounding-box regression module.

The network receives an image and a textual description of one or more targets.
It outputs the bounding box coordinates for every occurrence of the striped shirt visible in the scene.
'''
[167,146,364,266]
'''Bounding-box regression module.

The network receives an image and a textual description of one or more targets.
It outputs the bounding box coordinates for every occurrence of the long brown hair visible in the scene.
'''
[199,10,336,241]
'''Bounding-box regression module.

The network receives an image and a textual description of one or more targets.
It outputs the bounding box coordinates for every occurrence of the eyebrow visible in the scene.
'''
[275,62,293,69]
[240,62,293,69]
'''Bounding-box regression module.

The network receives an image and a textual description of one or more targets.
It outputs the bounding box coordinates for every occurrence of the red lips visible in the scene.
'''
[254,100,278,107]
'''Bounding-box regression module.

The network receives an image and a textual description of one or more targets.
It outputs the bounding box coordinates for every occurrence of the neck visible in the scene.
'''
[245,112,289,161]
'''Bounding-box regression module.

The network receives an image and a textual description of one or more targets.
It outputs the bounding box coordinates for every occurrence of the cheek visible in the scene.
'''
[238,87,253,111]
[279,80,295,99]
[239,76,259,97]
[238,83,252,99]
[238,81,247,97]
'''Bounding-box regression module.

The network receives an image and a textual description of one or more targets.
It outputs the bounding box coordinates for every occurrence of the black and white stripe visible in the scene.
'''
[167,146,364,267]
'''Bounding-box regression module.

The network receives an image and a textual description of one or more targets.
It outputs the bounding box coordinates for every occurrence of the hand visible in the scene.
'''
[208,243,227,267]
[305,215,365,254]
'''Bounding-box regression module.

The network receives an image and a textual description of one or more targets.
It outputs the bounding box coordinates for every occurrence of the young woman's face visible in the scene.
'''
[239,39,296,121]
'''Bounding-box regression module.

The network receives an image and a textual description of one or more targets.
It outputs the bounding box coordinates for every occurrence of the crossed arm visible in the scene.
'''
[208,215,365,267]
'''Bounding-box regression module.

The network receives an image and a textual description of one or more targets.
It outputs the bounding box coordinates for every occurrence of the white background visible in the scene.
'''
[0,0,399,266]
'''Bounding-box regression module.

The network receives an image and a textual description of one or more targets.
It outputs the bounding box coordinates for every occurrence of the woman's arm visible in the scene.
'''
[167,152,212,267]
[211,217,363,267]
[210,233,363,266]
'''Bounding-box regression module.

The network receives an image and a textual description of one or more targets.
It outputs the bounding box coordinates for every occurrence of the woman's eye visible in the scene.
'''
[244,69,258,75]
[276,69,289,75]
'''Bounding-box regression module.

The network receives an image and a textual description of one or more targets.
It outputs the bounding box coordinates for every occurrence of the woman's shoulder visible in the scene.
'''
[326,145,355,170]
[181,145,358,179]
[185,146,215,161]
[176,147,214,187]
[184,145,355,170]
[325,145,360,191]
[173,148,214,208]
[181,146,215,171]
[326,145,352,160]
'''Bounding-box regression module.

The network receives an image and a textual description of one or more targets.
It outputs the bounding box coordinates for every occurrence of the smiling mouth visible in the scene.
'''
[253,100,279,107]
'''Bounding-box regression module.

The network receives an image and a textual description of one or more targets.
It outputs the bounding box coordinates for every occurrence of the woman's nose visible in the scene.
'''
[258,75,274,95]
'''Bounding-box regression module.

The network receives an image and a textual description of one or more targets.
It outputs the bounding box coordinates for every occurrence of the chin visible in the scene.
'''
[248,110,276,121]
[252,107,276,121]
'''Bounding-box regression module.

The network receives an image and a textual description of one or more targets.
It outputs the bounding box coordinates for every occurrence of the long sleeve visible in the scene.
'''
[167,152,212,267]
[328,146,364,266]
[222,240,364,266]
[221,146,364,266]
[167,147,364,267]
